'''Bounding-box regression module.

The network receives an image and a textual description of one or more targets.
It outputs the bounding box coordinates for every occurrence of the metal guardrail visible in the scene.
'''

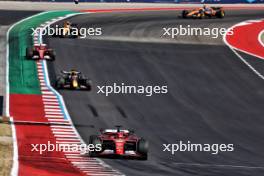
[3,0,263,3]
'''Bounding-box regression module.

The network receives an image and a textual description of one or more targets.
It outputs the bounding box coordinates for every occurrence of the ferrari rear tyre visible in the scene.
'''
[182,10,188,18]
[89,135,102,156]
[49,50,56,61]
[139,154,148,160]
[26,47,33,59]
[137,139,149,156]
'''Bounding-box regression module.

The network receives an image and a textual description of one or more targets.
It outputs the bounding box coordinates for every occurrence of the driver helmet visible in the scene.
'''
[64,21,71,27]
[40,44,46,49]
[203,5,209,10]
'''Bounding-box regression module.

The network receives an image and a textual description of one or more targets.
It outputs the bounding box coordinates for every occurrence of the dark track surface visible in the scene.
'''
[46,10,264,176]
[0,10,40,25]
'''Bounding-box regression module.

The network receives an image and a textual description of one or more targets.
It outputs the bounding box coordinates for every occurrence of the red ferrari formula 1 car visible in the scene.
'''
[26,44,55,61]
[89,126,149,160]
[181,5,225,19]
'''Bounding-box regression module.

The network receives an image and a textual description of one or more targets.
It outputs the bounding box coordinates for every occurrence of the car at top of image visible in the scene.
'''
[26,43,56,61]
[53,21,80,38]
[181,5,225,19]
[89,126,149,160]
[55,70,92,90]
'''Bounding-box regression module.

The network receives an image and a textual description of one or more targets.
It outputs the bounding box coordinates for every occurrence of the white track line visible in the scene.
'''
[56,138,81,141]
[45,115,64,118]
[42,95,57,98]
[225,19,264,60]
[223,19,264,81]
[52,129,74,132]
[44,105,61,108]
[43,98,59,102]
[50,125,72,129]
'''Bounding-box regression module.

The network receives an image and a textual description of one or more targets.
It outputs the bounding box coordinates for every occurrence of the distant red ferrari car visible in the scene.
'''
[89,126,149,160]
[26,44,55,61]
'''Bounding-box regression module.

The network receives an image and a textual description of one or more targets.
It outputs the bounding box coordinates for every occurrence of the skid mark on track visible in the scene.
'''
[88,104,99,118]
[116,106,128,119]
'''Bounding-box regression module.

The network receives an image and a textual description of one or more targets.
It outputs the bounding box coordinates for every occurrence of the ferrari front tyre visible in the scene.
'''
[89,135,102,146]
[26,47,33,59]
[89,135,102,156]
[137,139,149,155]
[49,50,56,61]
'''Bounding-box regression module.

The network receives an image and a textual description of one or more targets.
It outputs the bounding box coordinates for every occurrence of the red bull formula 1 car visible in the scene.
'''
[55,70,92,90]
[89,126,149,160]
[181,6,225,19]
[26,44,55,61]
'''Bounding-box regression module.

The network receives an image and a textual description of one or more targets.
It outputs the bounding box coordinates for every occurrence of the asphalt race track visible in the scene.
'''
[0,10,40,25]
[45,10,264,176]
